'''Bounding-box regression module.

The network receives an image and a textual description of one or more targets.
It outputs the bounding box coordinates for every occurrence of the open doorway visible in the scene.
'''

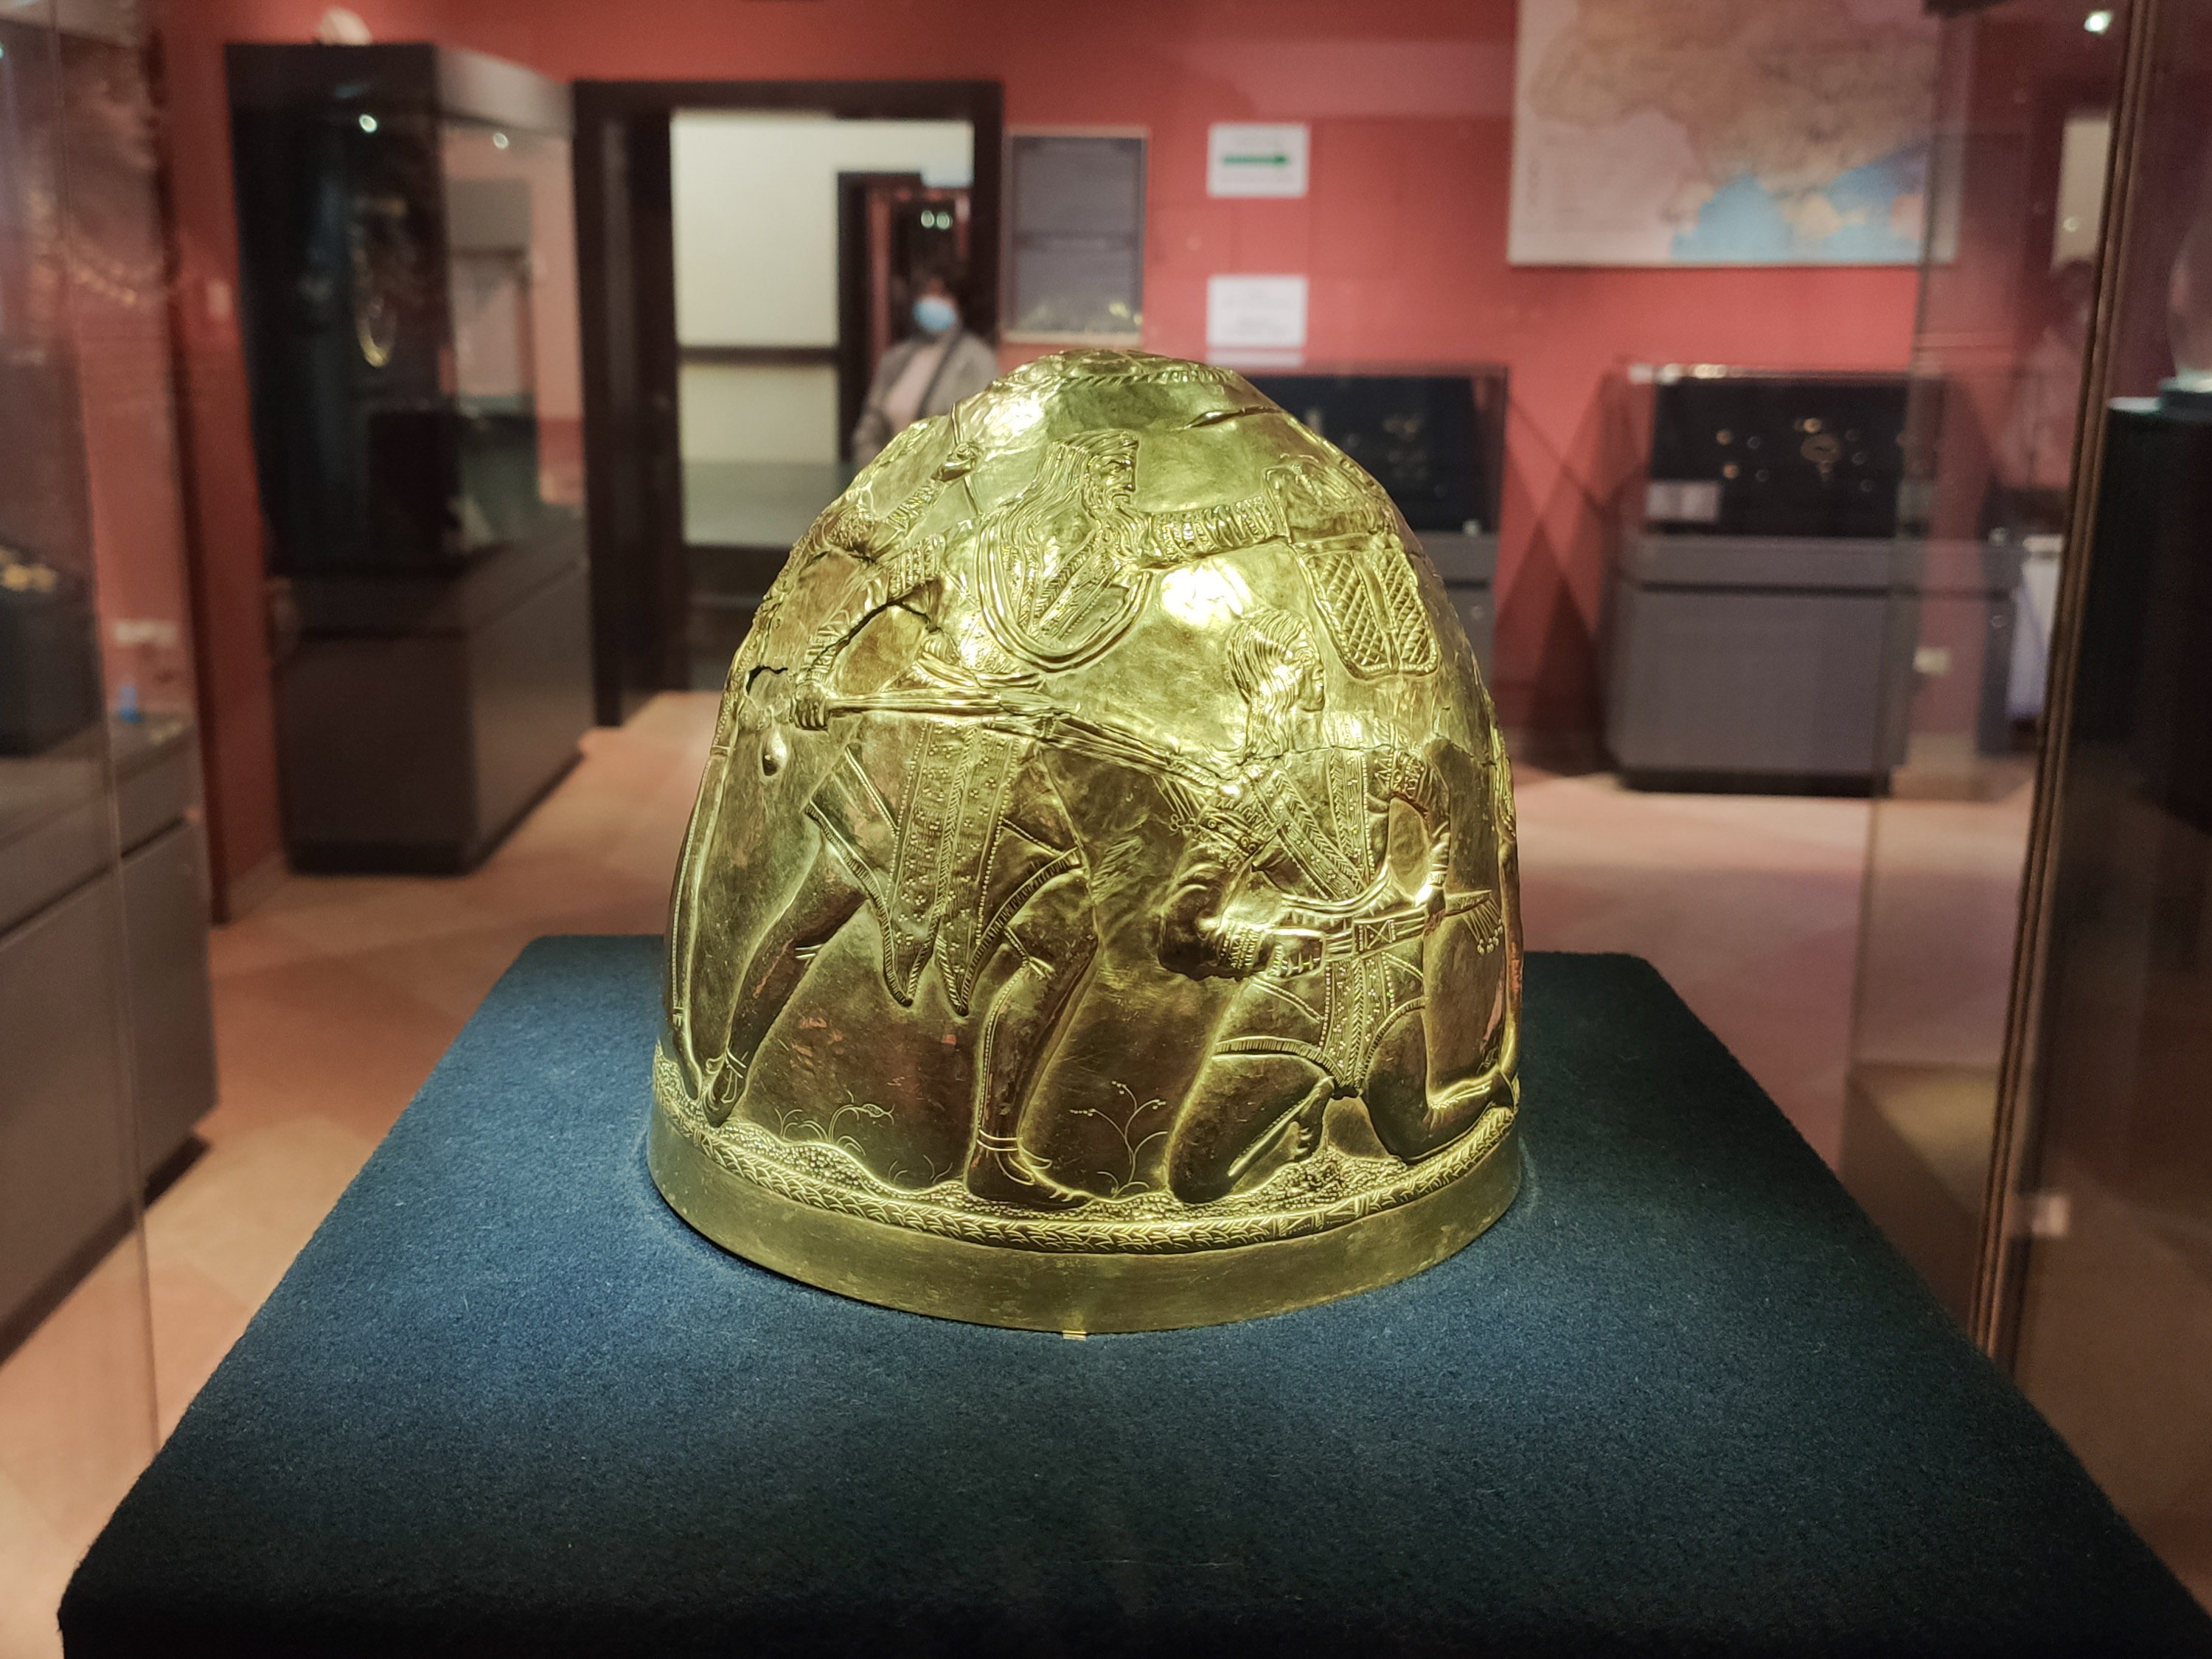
[574,80,1001,720]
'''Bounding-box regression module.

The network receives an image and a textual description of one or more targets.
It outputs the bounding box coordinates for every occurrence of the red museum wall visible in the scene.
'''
[151,0,1920,907]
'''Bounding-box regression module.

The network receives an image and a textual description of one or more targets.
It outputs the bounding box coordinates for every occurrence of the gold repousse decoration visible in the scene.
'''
[652,350,1523,1331]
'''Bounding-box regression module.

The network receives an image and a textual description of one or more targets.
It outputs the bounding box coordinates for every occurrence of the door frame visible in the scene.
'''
[572,79,1003,724]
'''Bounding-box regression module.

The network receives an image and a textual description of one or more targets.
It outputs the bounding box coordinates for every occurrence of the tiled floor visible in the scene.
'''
[0,696,1961,1655]
[1514,765,1871,1164]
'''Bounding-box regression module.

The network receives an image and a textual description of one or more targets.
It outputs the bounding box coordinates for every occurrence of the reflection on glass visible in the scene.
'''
[2172,128,2212,389]
[0,2,161,1630]
[2005,0,2212,1605]
[1843,0,2124,1321]
[61,30,197,726]
[234,88,583,571]
[442,119,585,549]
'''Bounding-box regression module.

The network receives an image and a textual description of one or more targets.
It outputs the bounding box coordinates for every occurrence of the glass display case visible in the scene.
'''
[1843,0,2126,1321]
[1991,0,2212,1604]
[1849,0,2212,1607]
[227,44,593,872]
[1641,368,1916,541]
[229,50,584,571]
[1600,363,1980,790]
[1,0,191,1627]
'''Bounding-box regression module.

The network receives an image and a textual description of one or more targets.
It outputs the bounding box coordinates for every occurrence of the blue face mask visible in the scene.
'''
[913,296,959,337]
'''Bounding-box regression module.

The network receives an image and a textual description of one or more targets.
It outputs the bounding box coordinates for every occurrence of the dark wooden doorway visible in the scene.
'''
[572,80,1002,723]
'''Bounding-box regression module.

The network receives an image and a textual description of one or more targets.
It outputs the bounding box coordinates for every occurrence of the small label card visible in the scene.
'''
[1206,274,1308,364]
[1644,479,1722,524]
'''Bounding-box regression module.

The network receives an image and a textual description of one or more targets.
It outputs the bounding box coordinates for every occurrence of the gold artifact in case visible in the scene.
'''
[652,349,1522,1330]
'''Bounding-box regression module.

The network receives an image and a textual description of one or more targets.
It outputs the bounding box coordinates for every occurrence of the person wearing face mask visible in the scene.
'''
[849,265,1000,465]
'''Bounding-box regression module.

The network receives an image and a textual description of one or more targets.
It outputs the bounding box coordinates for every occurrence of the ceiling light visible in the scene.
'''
[2084,10,2113,32]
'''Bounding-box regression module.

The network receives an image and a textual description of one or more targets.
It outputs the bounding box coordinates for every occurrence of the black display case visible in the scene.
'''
[0,554,102,755]
[228,44,592,872]
[1604,366,2008,790]
[2090,392,2212,835]
[1247,366,1506,535]
[1642,369,1913,540]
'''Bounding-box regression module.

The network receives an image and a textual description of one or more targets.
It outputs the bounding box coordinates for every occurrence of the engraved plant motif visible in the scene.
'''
[1070,1080,1172,1198]
[776,1093,894,1161]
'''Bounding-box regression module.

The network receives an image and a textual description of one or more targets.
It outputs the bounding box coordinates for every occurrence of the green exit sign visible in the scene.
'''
[1208,123,1310,198]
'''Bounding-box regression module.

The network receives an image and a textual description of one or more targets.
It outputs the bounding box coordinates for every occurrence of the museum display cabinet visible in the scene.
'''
[1,0,215,1345]
[228,44,593,872]
[1848,0,2212,1607]
[1843,0,2126,1324]
[1602,364,2023,790]
[1992,0,2212,1600]
[0,0,172,1506]
[1249,365,1506,673]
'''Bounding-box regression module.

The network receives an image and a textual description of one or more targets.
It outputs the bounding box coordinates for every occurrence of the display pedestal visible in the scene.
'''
[1604,533,2022,790]
[274,540,593,874]
[3,717,213,1360]
[63,941,2212,1658]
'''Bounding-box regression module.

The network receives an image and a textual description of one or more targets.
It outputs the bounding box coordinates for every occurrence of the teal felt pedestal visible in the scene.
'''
[61,940,2212,1657]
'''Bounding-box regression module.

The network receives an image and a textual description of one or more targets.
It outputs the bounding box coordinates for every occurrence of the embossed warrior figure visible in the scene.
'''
[785,424,1284,697]
[1158,606,1512,1202]
[681,440,1143,1212]
[959,427,1286,680]
[683,689,1097,1210]
[679,425,1296,1212]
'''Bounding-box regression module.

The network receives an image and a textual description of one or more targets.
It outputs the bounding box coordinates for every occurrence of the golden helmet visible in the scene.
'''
[653,349,1521,1331]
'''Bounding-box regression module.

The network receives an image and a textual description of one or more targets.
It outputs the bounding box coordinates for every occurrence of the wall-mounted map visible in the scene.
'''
[1509,0,1939,266]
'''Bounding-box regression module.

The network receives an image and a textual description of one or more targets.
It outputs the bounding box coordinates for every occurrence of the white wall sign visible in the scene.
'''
[1206,274,1307,356]
[1207,123,1309,198]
